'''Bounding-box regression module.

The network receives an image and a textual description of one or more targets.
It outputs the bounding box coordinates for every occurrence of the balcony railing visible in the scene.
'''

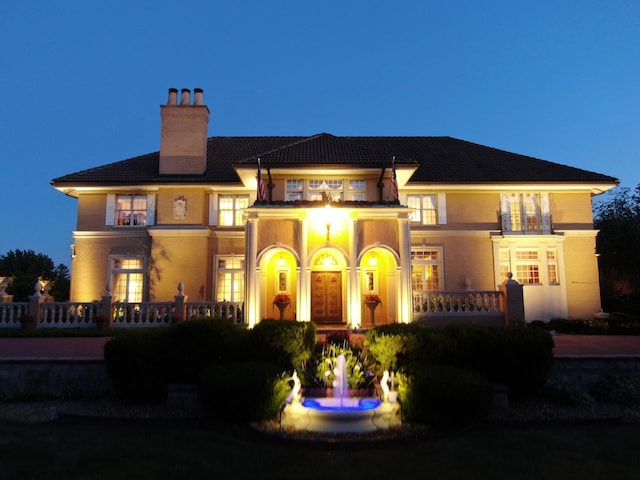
[413,290,504,314]
[499,213,553,234]
[0,299,244,329]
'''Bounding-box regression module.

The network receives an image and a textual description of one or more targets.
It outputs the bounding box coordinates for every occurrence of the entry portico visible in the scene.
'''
[245,204,412,328]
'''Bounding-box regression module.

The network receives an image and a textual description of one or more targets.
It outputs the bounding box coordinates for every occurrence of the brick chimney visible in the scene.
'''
[159,87,210,175]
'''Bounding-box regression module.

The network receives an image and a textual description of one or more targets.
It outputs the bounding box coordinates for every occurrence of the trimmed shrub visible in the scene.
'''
[247,320,317,370]
[397,364,493,427]
[590,374,640,407]
[103,329,171,403]
[435,324,554,399]
[198,362,290,422]
[547,318,610,335]
[168,318,249,383]
[364,323,441,372]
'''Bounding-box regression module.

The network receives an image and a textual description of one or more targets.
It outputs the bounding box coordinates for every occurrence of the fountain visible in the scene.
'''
[281,354,400,434]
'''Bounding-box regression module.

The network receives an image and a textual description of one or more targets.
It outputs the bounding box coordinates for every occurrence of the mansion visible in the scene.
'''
[51,88,618,328]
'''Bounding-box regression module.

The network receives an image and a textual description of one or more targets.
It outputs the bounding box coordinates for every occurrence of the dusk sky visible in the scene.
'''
[1,0,638,268]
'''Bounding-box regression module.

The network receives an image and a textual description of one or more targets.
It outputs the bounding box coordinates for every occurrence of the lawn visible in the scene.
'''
[1,419,640,480]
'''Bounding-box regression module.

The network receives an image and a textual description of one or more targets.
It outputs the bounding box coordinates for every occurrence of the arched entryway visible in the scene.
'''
[358,246,400,327]
[309,248,348,325]
[258,246,298,321]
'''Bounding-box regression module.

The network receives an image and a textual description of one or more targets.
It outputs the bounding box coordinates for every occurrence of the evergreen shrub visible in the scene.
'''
[247,319,317,370]
[397,364,493,426]
[103,329,171,403]
[168,317,249,383]
[198,362,290,422]
[436,324,554,399]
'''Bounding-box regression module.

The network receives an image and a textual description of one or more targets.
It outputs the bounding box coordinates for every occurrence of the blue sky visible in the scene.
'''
[1,0,638,267]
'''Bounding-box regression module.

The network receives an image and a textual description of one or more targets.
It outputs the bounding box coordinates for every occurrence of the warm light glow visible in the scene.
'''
[277,255,285,266]
[368,257,377,266]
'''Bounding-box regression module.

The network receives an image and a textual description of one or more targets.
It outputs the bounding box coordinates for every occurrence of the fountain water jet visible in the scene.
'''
[282,354,399,434]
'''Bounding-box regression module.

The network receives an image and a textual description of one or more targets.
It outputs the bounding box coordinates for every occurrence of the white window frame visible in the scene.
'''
[216,194,249,226]
[284,178,367,201]
[411,247,444,292]
[497,245,561,286]
[406,193,447,225]
[500,192,551,234]
[214,255,245,302]
[106,194,155,226]
[108,256,146,303]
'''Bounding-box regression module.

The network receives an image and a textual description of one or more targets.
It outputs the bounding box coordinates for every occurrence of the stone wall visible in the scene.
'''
[549,356,640,386]
[0,359,112,400]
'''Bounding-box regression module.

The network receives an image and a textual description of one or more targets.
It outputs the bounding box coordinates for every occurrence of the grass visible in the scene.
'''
[1,419,640,479]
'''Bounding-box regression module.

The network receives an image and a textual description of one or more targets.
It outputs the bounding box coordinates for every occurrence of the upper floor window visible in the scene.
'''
[218,195,249,226]
[106,194,155,227]
[407,193,447,225]
[284,179,367,201]
[500,193,551,234]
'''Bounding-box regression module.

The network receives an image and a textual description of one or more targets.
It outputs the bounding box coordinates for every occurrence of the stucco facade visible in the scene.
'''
[53,88,618,326]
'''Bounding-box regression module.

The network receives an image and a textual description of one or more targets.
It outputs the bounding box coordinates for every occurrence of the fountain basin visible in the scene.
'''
[283,397,384,433]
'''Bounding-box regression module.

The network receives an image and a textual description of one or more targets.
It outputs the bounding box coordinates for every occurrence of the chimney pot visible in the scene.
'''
[180,88,191,106]
[193,88,204,105]
[167,88,178,105]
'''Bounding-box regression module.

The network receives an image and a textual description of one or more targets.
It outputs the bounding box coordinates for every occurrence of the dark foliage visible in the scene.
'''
[198,362,290,422]
[594,185,640,313]
[0,249,69,301]
[103,329,171,403]
[397,364,493,426]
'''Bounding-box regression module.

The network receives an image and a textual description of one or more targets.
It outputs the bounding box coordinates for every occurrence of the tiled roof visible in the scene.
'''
[51,133,618,186]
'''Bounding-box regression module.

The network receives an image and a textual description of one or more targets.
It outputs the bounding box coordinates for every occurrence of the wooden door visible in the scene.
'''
[311,271,342,324]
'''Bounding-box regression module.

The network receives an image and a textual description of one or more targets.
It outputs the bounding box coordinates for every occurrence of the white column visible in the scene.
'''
[348,217,361,328]
[397,215,412,323]
[298,217,309,322]
[245,216,259,327]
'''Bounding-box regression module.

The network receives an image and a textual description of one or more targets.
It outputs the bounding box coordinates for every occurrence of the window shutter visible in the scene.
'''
[146,194,156,226]
[437,193,447,224]
[105,194,115,226]
[209,194,218,226]
[540,192,551,233]
[500,194,511,231]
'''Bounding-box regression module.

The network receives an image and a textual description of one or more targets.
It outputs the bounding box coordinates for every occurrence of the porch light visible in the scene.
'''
[324,204,332,242]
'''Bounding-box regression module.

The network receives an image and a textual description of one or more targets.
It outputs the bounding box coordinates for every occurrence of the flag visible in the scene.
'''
[257,158,266,202]
[391,156,399,201]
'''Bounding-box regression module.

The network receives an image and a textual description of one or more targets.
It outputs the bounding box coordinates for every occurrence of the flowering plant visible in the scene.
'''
[273,294,291,304]
[364,294,381,303]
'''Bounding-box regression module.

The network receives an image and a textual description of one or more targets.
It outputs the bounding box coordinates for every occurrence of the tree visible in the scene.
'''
[593,185,640,313]
[0,249,70,301]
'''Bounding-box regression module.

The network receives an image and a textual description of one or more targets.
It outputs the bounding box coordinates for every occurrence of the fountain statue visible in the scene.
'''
[280,353,401,434]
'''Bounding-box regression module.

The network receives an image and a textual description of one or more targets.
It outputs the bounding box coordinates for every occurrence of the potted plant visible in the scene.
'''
[273,294,291,320]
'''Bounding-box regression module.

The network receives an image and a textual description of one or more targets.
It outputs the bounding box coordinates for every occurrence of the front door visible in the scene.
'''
[311,271,342,324]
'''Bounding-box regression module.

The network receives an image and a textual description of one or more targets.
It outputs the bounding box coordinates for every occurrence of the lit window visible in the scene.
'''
[411,248,442,291]
[407,194,437,225]
[515,250,540,284]
[547,249,559,285]
[116,195,147,226]
[219,195,249,226]
[215,256,245,302]
[501,193,551,234]
[111,257,145,302]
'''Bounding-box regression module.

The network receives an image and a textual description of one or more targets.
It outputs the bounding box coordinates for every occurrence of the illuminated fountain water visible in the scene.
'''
[282,354,399,434]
